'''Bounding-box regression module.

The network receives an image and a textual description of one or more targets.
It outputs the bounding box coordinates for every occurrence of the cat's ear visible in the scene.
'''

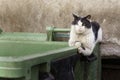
[72,14,79,20]
[84,15,91,20]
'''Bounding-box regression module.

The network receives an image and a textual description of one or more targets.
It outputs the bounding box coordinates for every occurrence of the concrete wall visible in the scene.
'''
[0,0,120,56]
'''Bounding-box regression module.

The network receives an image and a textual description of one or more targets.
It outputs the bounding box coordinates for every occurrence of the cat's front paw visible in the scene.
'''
[75,42,81,48]
[77,47,83,53]
[68,40,75,46]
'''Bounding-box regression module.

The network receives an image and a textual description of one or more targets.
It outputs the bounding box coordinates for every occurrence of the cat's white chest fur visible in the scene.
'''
[78,34,91,44]
[70,32,94,48]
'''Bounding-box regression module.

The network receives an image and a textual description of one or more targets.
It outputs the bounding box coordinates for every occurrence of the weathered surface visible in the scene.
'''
[101,42,120,57]
[0,0,120,56]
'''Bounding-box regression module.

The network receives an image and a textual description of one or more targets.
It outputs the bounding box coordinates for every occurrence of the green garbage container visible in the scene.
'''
[0,31,77,80]
[0,40,76,80]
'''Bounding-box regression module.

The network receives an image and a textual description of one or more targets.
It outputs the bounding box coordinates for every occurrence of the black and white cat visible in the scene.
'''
[68,14,102,61]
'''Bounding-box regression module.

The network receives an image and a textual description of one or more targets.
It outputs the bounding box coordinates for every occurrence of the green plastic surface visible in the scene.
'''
[0,40,77,79]
[0,41,68,57]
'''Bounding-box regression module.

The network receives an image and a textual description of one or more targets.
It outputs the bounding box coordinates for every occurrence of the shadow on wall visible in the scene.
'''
[0,0,120,43]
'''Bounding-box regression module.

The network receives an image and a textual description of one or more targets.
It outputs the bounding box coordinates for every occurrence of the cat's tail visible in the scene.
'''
[97,28,102,42]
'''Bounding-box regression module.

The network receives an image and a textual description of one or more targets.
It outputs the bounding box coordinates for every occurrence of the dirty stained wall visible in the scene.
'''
[0,0,120,56]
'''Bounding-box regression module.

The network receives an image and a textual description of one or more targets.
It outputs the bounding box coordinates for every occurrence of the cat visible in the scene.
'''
[68,14,102,62]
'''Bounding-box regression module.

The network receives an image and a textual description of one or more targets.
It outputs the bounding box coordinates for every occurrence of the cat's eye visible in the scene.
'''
[82,23,85,26]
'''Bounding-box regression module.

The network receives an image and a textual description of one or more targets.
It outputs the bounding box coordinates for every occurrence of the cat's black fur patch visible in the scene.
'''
[91,21,100,41]
[72,18,80,25]
[81,43,85,50]
[72,19,79,25]
[81,18,91,29]
[72,14,91,29]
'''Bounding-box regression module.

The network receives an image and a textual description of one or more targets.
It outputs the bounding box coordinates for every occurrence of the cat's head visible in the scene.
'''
[72,14,91,34]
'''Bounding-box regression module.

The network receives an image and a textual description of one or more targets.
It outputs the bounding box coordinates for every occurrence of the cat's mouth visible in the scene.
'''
[76,30,85,34]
